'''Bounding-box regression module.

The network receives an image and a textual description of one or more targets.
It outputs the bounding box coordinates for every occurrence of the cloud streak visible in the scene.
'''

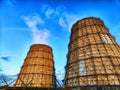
[1,27,30,31]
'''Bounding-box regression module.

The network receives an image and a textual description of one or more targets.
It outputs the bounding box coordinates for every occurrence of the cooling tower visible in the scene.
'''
[65,17,120,87]
[15,44,56,87]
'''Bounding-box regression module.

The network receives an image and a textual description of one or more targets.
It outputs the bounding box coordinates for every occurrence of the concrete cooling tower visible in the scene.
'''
[64,17,120,87]
[15,44,56,87]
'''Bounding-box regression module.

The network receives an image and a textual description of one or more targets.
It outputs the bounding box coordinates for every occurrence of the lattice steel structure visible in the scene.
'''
[15,44,56,87]
[64,17,120,87]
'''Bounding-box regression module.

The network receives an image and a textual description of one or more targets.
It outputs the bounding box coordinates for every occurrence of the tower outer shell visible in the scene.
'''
[15,44,56,87]
[65,17,120,87]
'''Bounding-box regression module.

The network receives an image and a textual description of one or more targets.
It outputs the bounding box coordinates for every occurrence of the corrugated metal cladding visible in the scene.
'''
[65,17,120,87]
[15,44,56,87]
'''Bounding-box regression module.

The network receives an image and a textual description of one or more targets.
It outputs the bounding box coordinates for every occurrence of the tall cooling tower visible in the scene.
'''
[65,17,120,87]
[15,44,56,87]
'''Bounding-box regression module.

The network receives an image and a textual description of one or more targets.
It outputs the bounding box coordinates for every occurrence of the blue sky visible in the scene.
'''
[0,0,120,81]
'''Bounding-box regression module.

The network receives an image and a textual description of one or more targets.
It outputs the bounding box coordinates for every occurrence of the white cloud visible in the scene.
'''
[49,6,69,29]
[66,14,85,31]
[59,16,67,28]
[42,6,64,24]
[45,8,54,19]
[32,29,50,44]
[24,14,44,27]
[56,69,65,80]
[42,5,83,31]
[22,5,83,45]
[41,4,49,14]
[23,14,50,45]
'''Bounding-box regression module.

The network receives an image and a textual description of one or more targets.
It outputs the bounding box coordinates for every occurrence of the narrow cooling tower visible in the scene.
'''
[15,44,56,87]
[65,17,120,87]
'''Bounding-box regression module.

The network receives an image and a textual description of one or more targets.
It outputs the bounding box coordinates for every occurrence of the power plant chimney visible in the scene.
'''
[15,44,56,87]
[64,17,120,87]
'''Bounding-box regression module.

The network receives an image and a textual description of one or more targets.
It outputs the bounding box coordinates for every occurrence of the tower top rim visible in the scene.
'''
[30,44,52,50]
[73,17,103,25]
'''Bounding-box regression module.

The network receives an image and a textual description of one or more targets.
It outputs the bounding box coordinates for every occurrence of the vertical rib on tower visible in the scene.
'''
[65,17,120,87]
[15,44,56,87]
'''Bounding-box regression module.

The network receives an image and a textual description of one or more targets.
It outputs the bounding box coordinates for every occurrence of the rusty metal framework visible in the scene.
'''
[64,17,120,87]
[15,44,56,87]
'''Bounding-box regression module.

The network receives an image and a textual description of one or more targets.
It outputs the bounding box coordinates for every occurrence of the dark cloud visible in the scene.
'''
[0,56,11,73]
[0,56,11,61]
